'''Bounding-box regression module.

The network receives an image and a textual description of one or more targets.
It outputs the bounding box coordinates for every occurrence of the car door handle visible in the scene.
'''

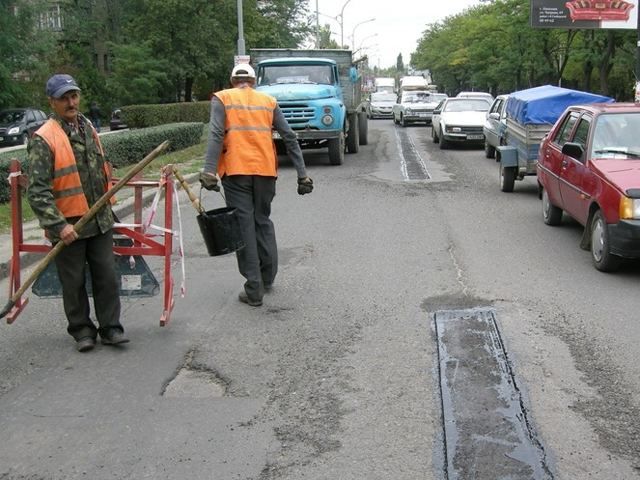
[561,160,568,168]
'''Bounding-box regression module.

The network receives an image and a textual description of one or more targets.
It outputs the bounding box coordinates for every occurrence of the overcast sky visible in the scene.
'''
[304,0,483,68]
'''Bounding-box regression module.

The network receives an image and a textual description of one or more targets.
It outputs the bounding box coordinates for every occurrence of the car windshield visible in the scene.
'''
[402,92,430,103]
[591,113,640,158]
[371,93,396,102]
[443,99,491,112]
[258,64,335,85]
[0,110,25,123]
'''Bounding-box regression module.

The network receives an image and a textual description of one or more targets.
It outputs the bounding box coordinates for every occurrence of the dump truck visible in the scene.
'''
[250,48,368,165]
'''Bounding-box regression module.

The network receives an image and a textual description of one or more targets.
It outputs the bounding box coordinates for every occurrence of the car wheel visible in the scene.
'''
[21,132,29,145]
[542,188,562,226]
[500,166,516,192]
[400,114,407,127]
[484,141,495,159]
[432,126,439,143]
[590,210,621,272]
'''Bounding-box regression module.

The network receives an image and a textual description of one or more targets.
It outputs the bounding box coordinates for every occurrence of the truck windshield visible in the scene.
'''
[258,65,335,86]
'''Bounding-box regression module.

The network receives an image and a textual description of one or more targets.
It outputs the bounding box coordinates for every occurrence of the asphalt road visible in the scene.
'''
[0,120,639,479]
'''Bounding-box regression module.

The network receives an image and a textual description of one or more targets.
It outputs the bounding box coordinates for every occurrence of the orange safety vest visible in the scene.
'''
[35,119,114,218]
[215,88,278,177]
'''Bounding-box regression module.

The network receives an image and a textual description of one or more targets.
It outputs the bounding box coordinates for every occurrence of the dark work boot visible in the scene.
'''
[238,291,263,307]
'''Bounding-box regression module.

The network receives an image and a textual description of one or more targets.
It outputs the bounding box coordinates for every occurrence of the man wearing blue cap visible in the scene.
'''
[27,74,128,352]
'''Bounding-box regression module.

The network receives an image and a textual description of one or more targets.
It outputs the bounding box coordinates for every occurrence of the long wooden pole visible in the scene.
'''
[0,140,170,319]
[170,166,205,215]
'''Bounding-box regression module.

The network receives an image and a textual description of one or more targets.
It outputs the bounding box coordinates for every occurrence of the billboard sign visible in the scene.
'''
[531,0,638,29]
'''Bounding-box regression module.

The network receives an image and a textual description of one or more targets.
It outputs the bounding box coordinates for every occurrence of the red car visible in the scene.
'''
[537,103,640,272]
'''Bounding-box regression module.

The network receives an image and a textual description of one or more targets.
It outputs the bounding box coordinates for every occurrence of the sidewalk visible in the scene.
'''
[0,170,200,282]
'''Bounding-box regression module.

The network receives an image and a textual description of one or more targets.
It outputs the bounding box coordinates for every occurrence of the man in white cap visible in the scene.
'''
[27,74,127,352]
[201,64,313,307]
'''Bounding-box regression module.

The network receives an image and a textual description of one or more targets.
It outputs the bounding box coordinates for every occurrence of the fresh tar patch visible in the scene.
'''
[434,308,553,479]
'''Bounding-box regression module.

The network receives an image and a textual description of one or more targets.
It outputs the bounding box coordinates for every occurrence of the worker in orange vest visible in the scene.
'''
[201,64,313,307]
[27,74,128,352]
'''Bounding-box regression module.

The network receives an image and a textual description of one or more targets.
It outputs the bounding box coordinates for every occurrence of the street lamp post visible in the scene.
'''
[350,17,375,51]
[237,0,245,55]
[338,0,353,48]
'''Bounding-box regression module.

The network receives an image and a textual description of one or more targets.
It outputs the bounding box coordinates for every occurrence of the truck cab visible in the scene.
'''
[251,48,368,166]
[256,58,345,142]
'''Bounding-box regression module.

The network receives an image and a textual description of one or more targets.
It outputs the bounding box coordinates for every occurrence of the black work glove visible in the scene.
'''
[200,171,220,192]
[297,176,313,195]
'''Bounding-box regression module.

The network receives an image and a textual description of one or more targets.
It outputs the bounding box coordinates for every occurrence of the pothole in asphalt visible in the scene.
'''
[162,348,227,398]
[434,308,553,480]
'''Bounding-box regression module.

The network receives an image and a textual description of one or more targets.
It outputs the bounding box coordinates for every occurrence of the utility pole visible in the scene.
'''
[315,0,320,48]
[237,0,245,56]
[636,9,640,101]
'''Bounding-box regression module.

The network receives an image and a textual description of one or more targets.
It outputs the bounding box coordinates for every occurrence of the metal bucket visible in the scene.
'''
[196,206,245,256]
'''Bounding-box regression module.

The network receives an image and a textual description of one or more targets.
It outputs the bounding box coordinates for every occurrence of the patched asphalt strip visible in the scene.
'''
[434,308,553,480]
[395,127,431,180]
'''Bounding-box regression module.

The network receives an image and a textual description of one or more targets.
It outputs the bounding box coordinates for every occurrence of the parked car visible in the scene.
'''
[109,109,128,130]
[392,90,432,126]
[483,94,509,159]
[431,97,492,149]
[366,92,396,119]
[457,91,494,102]
[537,103,640,271]
[0,108,48,146]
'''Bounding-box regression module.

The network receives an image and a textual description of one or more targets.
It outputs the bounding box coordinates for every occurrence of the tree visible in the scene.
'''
[318,24,339,49]
[396,53,404,73]
[0,0,56,109]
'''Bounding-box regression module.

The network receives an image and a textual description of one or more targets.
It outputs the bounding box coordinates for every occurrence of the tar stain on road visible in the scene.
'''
[434,308,553,479]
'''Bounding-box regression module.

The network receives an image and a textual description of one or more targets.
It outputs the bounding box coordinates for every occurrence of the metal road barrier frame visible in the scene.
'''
[5,159,177,326]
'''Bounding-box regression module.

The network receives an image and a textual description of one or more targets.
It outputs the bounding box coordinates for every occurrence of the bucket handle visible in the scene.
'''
[198,184,226,211]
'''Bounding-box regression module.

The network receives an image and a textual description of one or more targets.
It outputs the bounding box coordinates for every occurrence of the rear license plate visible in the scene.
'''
[467,134,483,140]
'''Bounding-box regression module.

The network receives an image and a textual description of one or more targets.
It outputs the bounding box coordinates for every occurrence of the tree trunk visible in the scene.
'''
[184,77,194,102]
[599,31,615,95]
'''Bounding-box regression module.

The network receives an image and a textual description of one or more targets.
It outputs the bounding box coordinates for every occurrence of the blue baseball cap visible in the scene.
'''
[46,74,81,98]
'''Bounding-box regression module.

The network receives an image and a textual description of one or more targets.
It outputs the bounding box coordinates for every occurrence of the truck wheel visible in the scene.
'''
[484,141,495,159]
[542,188,562,226]
[590,210,621,272]
[328,132,345,165]
[347,115,359,153]
[358,111,368,145]
[500,166,516,192]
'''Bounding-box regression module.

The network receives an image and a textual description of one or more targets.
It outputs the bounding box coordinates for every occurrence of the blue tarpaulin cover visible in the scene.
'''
[505,85,613,125]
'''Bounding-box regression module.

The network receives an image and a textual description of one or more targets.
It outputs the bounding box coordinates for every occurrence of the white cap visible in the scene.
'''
[231,63,255,81]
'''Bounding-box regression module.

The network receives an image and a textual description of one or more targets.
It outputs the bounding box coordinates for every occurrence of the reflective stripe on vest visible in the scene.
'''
[35,119,113,218]
[215,88,278,177]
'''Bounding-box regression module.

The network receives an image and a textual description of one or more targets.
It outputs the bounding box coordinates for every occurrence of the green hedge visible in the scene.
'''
[0,122,204,203]
[100,122,204,167]
[0,152,27,204]
[121,101,210,128]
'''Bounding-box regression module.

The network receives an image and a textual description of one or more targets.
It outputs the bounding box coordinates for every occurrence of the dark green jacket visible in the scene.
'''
[27,113,114,241]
